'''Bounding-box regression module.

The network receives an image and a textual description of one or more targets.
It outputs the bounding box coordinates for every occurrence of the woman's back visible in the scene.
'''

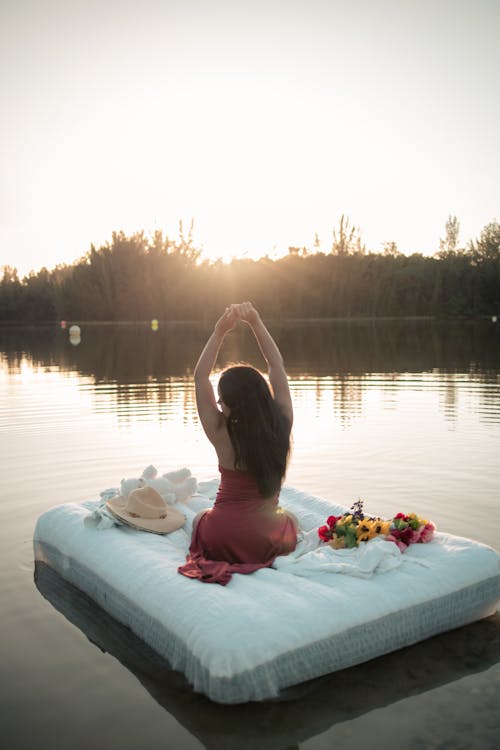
[216,364,291,497]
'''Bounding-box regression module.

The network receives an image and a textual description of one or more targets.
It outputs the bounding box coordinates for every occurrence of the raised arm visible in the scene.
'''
[232,302,293,427]
[194,307,236,442]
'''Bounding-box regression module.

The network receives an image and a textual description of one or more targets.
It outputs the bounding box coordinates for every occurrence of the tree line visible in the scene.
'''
[1,217,499,321]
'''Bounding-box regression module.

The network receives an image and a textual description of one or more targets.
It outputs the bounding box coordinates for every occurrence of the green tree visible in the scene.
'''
[332,215,362,255]
[0,266,22,320]
[466,221,500,313]
[438,215,461,256]
[467,221,500,263]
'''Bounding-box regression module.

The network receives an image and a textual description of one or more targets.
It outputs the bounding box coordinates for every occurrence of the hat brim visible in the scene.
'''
[105,495,185,535]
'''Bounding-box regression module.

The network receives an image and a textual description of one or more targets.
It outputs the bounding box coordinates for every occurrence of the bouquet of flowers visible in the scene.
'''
[318,500,435,552]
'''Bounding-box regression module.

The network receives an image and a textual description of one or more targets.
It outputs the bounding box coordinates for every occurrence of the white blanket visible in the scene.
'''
[273,531,430,578]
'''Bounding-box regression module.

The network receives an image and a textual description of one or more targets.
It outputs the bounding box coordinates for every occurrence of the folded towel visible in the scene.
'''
[85,491,122,530]
[88,471,205,532]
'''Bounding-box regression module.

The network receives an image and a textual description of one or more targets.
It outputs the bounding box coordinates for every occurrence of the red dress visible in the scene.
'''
[178,465,297,585]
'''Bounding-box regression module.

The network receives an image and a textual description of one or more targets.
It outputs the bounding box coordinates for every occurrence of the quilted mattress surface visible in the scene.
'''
[33,483,500,703]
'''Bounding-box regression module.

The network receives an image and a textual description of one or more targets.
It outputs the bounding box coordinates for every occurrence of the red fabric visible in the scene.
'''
[178,466,297,585]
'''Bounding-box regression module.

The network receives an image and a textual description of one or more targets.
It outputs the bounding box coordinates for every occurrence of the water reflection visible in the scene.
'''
[1,321,499,426]
[4,324,498,749]
[34,560,500,750]
[1,320,500,378]
[102,379,198,427]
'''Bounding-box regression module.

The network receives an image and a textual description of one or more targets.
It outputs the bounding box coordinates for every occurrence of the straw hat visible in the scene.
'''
[106,486,185,534]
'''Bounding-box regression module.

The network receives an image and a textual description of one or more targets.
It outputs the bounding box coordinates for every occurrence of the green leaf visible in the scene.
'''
[345,529,358,548]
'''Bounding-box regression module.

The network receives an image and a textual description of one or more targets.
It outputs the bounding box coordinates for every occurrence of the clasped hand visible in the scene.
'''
[214,302,260,335]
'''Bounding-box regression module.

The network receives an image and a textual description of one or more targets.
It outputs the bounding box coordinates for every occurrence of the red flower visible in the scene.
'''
[401,527,415,544]
[327,515,340,529]
[394,512,408,520]
[392,526,413,544]
[389,526,414,547]
[409,528,422,544]
[419,522,436,543]
[318,525,332,542]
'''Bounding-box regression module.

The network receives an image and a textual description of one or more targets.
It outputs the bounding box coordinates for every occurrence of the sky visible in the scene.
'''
[0,0,499,276]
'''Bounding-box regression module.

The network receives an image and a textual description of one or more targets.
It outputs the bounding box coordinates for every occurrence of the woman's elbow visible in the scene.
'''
[194,367,210,385]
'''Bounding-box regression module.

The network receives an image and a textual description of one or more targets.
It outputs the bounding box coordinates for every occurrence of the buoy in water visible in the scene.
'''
[492,316,498,323]
[151,318,159,331]
[69,333,81,347]
[69,325,81,336]
[60,320,67,329]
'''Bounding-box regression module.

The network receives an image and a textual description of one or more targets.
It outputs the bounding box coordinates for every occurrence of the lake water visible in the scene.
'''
[1,320,499,750]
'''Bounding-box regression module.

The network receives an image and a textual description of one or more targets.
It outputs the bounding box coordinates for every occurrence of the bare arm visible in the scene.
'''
[194,308,236,442]
[232,302,293,426]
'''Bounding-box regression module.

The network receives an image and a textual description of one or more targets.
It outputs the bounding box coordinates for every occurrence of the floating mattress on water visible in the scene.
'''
[33,482,500,704]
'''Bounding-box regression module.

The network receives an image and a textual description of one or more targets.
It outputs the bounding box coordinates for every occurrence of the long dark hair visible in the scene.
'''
[218,365,291,497]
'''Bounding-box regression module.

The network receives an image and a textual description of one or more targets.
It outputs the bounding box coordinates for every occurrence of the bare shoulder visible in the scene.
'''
[213,422,236,467]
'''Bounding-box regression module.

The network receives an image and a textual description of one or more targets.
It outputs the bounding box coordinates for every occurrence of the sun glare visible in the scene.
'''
[1,1,499,274]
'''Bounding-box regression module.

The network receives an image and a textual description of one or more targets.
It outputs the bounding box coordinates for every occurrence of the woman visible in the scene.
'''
[178,302,298,585]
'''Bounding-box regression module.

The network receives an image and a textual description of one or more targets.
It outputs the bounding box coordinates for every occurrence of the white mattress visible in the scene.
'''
[33,483,500,704]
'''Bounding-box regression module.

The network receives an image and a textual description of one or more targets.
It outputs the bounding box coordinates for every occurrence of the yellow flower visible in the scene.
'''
[355,517,391,543]
[373,519,391,536]
[356,520,375,540]
[357,533,371,543]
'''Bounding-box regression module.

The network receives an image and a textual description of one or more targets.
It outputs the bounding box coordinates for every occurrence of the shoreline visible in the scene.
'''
[0,315,498,327]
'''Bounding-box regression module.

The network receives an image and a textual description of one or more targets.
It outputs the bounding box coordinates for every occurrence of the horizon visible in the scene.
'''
[1,0,499,278]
